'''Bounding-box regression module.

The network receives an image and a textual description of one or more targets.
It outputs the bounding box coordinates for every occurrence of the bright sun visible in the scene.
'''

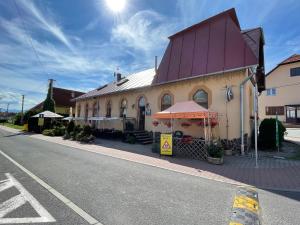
[105,0,126,13]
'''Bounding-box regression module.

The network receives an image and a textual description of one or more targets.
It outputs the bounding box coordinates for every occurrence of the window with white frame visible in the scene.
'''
[266,88,276,96]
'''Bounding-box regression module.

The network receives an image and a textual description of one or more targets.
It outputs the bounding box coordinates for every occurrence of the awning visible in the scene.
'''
[153,101,217,119]
[63,116,74,121]
[73,117,122,121]
[31,111,63,118]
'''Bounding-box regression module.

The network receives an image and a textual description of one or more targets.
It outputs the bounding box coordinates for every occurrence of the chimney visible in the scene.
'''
[116,73,122,82]
[155,56,158,74]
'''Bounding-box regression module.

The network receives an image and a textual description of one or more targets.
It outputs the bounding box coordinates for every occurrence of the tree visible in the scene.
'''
[43,80,55,112]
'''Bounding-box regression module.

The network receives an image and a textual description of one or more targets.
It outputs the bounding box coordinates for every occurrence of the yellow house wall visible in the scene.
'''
[75,69,254,140]
[258,61,300,122]
[55,106,71,115]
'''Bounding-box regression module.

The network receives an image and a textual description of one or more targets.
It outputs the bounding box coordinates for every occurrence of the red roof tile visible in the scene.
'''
[279,54,300,65]
[266,54,300,76]
[29,87,85,111]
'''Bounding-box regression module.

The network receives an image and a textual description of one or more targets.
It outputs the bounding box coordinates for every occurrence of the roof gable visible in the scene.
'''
[155,8,260,84]
[267,54,300,76]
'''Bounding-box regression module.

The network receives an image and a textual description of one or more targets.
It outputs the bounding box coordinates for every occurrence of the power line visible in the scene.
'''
[12,0,44,69]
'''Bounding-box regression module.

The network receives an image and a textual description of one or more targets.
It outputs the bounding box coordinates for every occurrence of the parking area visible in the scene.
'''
[0,153,90,225]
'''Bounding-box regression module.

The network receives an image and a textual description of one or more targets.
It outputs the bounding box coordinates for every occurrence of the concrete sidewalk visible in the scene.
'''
[1,125,300,192]
[285,128,300,146]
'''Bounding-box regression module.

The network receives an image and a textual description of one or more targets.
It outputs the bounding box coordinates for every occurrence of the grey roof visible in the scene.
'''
[75,68,155,100]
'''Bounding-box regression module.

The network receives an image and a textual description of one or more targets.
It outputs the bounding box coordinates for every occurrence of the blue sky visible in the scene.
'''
[0,0,300,111]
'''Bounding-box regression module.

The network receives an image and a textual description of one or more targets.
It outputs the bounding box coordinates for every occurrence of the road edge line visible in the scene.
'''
[0,149,103,225]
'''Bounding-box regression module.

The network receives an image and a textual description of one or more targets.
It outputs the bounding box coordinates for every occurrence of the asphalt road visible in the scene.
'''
[0,128,300,225]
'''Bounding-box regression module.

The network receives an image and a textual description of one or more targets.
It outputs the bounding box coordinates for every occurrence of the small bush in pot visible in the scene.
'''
[207,140,224,165]
[222,141,232,156]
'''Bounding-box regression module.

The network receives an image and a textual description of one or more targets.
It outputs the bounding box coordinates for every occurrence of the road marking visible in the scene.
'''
[0,149,103,225]
[0,173,55,224]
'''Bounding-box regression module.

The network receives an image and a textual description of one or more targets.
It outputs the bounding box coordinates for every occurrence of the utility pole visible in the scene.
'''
[6,103,9,114]
[20,95,25,125]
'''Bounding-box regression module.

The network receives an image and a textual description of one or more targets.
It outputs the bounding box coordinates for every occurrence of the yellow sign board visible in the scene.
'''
[38,118,44,126]
[160,133,172,156]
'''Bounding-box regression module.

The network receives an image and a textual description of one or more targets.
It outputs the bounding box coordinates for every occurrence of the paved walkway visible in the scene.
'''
[1,125,300,191]
[285,128,300,145]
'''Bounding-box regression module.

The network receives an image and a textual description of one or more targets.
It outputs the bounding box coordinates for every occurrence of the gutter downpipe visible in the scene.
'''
[240,67,256,155]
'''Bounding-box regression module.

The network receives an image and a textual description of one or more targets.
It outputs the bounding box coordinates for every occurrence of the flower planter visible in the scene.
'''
[207,156,224,165]
[224,149,233,156]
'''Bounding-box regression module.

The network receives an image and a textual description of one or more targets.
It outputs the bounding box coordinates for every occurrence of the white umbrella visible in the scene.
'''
[31,111,63,118]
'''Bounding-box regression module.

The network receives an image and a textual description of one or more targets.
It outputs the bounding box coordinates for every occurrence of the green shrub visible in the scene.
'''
[83,125,92,136]
[67,121,75,134]
[42,129,55,136]
[53,126,65,136]
[207,140,223,158]
[259,118,286,150]
[125,134,136,144]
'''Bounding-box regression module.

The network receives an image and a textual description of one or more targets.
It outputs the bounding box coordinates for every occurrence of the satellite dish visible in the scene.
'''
[226,86,234,102]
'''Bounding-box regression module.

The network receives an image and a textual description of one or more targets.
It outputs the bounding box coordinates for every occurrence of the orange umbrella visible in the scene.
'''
[153,101,217,119]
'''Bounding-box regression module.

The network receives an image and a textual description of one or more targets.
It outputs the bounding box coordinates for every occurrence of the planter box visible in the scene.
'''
[207,156,224,165]
[224,149,233,156]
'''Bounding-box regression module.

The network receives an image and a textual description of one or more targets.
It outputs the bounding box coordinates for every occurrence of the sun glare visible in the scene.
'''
[105,0,126,13]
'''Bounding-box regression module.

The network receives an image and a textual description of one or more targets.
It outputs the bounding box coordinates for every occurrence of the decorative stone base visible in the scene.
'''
[207,156,224,165]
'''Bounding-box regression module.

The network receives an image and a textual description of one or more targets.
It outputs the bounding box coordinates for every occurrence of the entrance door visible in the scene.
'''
[138,97,146,130]
[286,105,300,124]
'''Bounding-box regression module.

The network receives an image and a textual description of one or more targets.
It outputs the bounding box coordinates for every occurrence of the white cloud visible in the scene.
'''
[111,10,177,53]
[17,0,75,52]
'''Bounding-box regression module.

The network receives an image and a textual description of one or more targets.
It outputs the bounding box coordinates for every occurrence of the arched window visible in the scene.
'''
[106,100,112,117]
[77,104,81,117]
[138,96,145,107]
[84,103,89,121]
[120,99,127,117]
[92,102,98,117]
[161,94,172,111]
[193,89,208,108]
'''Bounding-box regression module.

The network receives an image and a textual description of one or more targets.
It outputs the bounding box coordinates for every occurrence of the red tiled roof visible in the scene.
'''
[154,8,264,84]
[29,87,85,111]
[279,54,300,65]
[266,54,300,76]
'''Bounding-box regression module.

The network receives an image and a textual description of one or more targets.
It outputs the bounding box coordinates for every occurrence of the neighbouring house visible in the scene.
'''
[30,87,85,117]
[74,8,265,148]
[259,54,300,126]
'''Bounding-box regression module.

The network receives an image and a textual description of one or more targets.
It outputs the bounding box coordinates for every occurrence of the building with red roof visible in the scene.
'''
[75,8,265,147]
[259,54,300,125]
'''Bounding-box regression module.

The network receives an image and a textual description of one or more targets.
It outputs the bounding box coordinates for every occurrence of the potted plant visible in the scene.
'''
[207,140,224,165]
[222,141,232,156]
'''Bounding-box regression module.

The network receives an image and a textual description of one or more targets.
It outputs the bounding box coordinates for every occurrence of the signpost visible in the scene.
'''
[160,133,172,156]
[38,114,44,127]
[276,113,279,152]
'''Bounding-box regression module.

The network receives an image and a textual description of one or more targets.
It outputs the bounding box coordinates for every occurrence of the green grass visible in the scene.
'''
[1,122,24,130]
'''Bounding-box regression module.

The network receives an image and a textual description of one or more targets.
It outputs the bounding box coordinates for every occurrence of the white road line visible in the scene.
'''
[0,149,103,225]
[0,173,55,224]
[0,179,13,192]
[0,194,26,218]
